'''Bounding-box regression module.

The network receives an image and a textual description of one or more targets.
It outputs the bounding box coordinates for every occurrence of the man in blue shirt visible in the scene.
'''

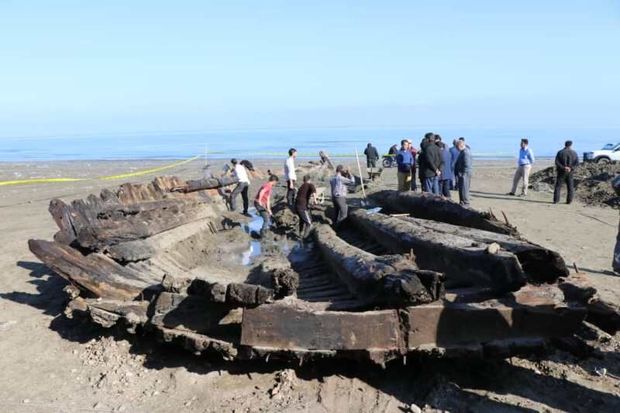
[395,139,414,192]
[508,138,535,196]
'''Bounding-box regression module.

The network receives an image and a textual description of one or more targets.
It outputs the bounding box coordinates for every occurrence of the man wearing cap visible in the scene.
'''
[229,158,251,216]
[395,139,413,191]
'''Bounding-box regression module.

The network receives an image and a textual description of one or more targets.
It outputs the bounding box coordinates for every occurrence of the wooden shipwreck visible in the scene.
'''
[27,178,618,365]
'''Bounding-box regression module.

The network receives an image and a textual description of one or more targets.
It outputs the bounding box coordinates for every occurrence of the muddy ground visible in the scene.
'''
[0,158,619,412]
[529,161,619,208]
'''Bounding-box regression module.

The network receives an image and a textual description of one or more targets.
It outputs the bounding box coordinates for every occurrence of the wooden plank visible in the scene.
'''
[313,224,443,306]
[395,215,568,283]
[349,209,526,292]
[240,301,404,351]
[368,190,518,235]
[105,218,217,262]
[28,239,159,300]
[150,292,234,334]
[402,300,586,349]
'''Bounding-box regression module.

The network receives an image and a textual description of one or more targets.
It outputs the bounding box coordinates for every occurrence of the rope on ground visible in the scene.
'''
[0,155,201,187]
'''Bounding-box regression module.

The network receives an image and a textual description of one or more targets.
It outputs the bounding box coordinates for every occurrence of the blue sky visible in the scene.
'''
[1,0,619,138]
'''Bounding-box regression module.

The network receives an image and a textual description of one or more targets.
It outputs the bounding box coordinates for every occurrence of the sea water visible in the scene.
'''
[1,127,618,162]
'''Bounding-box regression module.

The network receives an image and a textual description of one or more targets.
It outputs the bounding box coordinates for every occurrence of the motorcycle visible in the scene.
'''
[382,154,397,168]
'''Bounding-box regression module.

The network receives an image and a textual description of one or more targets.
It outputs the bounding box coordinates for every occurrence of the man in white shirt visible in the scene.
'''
[229,158,251,216]
[284,148,297,206]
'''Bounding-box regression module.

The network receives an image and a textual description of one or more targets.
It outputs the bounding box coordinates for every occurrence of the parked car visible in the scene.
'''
[583,142,620,164]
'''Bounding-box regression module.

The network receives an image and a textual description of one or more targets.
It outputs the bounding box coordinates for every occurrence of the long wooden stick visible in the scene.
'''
[355,147,367,202]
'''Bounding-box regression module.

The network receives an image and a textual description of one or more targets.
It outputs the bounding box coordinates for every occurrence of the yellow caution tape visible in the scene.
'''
[0,177,86,186]
[99,155,200,180]
[0,155,201,187]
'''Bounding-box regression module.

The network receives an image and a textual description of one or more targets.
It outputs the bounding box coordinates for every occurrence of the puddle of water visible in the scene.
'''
[242,207,264,235]
[240,240,262,266]
[236,207,319,266]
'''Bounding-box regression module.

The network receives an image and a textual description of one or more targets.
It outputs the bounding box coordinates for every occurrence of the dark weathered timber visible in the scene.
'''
[349,209,526,292]
[150,292,235,334]
[81,299,149,329]
[105,218,218,262]
[368,190,518,235]
[240,301,404,353]
[313,224,443,306]
[28,239,159,300]
[46,176,232,250]
[182,176,238,193]
[187,279,274,307]
[395,215,568,283]
[154,326,238,360]
[559,273,620,334]
[402,300,586,349]
[70,199,219,249]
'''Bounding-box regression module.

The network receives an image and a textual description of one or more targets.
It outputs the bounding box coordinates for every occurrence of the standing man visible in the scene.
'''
[409,141,418,191]
[420,135,443,194]
[229,159,251,216]
[454,139,472,207]
[330,165,354,226]
[450,139,460,190]
[363,143,379,171]
[553,140,579,205]
[254,174,279,238]
[439,142,453,198]
[284,148,297,206]
[295,175,317,239]
[395,139,414,191]
[508,138,535,196]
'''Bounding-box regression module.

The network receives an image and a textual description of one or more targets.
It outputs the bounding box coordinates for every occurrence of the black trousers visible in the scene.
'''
[553,172,574,204]
[296,206,312,238]
[286,180,296,206]
[440,179,451,198]
[230,182,249,213]
[410,166,418,191]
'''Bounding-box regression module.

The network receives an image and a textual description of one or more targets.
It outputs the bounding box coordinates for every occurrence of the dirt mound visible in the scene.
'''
[530,162,620,207]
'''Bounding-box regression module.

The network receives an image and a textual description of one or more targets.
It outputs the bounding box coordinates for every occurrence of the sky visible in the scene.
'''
[0,0,619,138]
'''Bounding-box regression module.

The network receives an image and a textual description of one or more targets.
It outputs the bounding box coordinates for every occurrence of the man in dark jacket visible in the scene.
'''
[363,143,379,170]
[418,132,433,191]
[553,140,579,204]
[419,135,443,194]
[454,139,472,206]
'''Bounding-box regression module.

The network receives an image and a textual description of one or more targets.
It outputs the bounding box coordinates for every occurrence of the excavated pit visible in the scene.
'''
[26,173,620,365]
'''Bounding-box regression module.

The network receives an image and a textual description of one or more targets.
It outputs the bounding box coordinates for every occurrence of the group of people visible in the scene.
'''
[378,133,472,206]
[226,147,336,240]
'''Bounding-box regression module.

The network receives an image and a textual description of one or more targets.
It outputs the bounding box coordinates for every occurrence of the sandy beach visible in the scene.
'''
[1,158,618,412]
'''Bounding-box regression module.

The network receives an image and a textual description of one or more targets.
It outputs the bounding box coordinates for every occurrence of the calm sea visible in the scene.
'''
[1,127,617,162]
